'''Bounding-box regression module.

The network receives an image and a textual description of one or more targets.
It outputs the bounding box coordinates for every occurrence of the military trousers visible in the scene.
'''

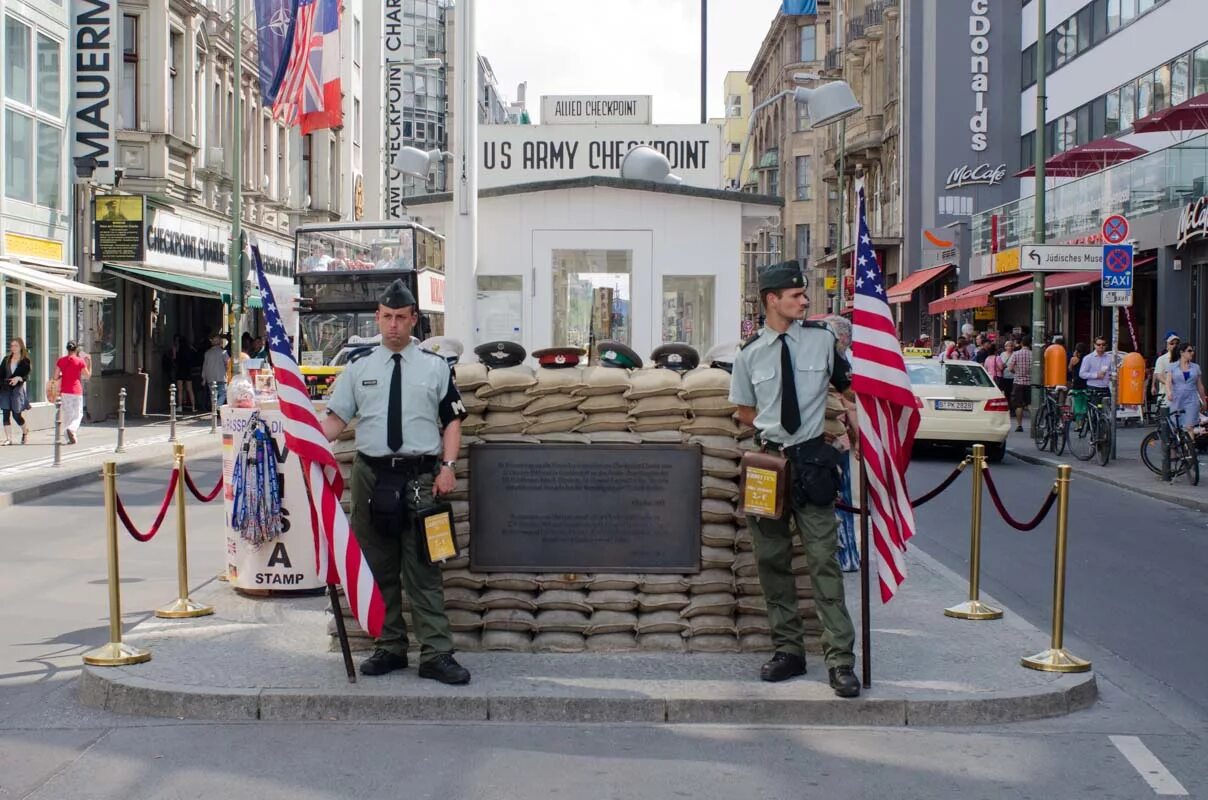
[349,457,454,662]
[747,501,856,668]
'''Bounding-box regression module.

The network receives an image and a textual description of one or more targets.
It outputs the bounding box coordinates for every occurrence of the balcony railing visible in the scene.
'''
[971,132,1208,256]
[824,48,843,72]
[846,19,866,44]
[863,1,886,27]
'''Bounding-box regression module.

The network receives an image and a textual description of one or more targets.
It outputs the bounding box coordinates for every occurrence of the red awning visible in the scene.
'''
[928,275,1031,315]
[993,271,1101,299]
[1016,138,1146,178]
[1133,92,1208,134]
[887,264,954,304]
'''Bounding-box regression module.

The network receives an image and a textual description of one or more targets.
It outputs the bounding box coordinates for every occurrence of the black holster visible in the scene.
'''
[784,436,842,507]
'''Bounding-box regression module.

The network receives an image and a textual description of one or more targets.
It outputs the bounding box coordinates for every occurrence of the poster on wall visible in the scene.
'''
[93,195,146,261]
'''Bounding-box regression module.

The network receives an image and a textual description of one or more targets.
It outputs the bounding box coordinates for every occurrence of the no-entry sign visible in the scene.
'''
[1102,214,1129,245]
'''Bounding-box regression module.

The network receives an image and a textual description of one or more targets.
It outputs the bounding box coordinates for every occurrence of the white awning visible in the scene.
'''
[0,260,115,301]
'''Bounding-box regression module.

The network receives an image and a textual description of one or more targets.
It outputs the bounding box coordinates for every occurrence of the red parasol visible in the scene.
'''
[1017,138,1146,178]
[1133,92,1208,134]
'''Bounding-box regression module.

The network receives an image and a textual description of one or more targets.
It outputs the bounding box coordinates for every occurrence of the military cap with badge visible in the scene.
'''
[596,340,643,369]
[650,342,700,372]
[473,340,527,369]
[378,278,417,308]
[531,346,584,369]
[757,259,807,293]
[420,336,464,366]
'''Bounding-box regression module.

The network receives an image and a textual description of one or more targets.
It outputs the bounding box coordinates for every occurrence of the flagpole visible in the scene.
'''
[300,459,356,683]
[230,0,245,348]
[859,452,871,689]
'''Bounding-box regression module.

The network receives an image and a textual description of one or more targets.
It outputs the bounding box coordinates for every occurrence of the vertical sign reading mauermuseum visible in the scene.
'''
[71,0,117,185]
[382,0,407,220]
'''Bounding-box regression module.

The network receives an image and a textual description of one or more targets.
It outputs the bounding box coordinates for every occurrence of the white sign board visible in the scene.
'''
[1020,245,1104,272]
[479,124,722,189]
[540,95,652,125]
[417,268,446,314]
[71,0,118,185]
[1101,289,1133,307]
[382,0,409,220]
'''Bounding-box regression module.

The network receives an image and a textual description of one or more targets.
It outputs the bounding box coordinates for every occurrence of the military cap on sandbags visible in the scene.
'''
[704,341,741,373]
[473,340,527,368]
[597,341,643,369]
[420,336,463,365]
[757,259,806,293]
[531,346,584,369]
[650,342,700,372]
[378,278,417,308]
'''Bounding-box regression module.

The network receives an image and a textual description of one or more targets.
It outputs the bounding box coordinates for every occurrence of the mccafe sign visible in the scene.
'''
[946,163,1008,189]
[1177,196,1208,249]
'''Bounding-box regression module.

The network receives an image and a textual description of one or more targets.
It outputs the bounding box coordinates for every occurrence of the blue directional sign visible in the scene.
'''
[1102,243,1134,290]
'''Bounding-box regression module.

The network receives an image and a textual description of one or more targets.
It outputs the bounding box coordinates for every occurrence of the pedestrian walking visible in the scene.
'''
[52,342,91,444]
[1152,333,1180,403]
[1068,342,1088,390]
[320,279,471,684]
[1164,342,1206,432]
[1007,337,1033,432]
[729,260,861,698]
[202,335,230,410]
[997,339,1017,402]
[163,334,196,412]
[0,338,31,445]
[983,340,1004,393]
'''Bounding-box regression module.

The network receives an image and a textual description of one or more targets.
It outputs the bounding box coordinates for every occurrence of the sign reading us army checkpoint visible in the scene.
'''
[469,444,702,572]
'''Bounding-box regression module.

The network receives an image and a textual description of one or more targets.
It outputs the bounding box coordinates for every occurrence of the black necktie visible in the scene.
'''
[387,353,403,452]
[780,334,801,435]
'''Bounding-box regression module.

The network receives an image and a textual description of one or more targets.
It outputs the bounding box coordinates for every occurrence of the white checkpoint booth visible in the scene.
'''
[222,404,325,592]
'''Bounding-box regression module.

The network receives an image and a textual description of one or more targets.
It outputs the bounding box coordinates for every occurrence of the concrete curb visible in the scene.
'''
[79,665,1096,726]
[1006,446,1208,513]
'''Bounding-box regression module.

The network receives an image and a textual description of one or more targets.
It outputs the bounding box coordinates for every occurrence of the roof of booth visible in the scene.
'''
[399,175,783,207]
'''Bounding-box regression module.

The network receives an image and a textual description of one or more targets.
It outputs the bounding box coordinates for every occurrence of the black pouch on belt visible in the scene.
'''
[785,436,842,507]
[369,469,411,530]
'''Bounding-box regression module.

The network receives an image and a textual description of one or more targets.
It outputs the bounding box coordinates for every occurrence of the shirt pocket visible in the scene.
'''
[795,363,830,403]
[751,370,778,407]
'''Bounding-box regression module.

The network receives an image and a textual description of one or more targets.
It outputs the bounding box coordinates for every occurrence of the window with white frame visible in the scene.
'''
[277,126,287,202]
[121,14,139,129]
[661,276,714,354]
[4,17,62,209]
[799,24,817,62]
[795,156,812,200]
[353,16,362,65]
[353,97,362,169]
[168,30,182,135]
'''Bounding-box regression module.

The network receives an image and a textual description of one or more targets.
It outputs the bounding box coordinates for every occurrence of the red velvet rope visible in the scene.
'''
[980,466,1059,532]
[115,468,179,542]
[834,460,968,515]
[183,465,223,503]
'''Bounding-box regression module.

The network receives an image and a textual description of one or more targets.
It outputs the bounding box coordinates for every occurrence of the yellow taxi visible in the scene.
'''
[904,355,1010,462]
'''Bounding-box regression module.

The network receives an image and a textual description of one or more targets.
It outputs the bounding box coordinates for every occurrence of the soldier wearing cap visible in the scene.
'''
[596,340,643,369]
[651,343,700,372]
[473,340,526,369]
[728,259,861,698]
[532,346,584,369]
[321,279,471,684]
[420,336,464,367]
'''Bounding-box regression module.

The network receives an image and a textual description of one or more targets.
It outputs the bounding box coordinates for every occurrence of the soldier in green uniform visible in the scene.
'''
[321,279,471,684]
[728,260,861,698]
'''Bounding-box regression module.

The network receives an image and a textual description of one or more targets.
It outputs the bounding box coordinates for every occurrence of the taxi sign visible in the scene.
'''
[902,346,934,359]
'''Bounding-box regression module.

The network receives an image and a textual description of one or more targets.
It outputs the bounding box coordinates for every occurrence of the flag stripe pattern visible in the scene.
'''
[850,187,921,603]
[271,0,316,125]
[251,246,385,637]
[272,0,342,133]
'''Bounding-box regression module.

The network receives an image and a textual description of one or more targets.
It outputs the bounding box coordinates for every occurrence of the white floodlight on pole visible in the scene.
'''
[394,147,449,181]
[619,145,683,184]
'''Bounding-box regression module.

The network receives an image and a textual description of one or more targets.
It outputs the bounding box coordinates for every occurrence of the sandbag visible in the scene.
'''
[679,366,731,399]
[700,546,736,570]
[482,629,533,652]
[624,369,682,399]
[688,568,735,594]
[586,431,643,444]
[740,632,774,652]
[443,587,483,612]
[701,476,740,501]
[527,366,585,397]
[523,394,584,415]
[681,592,737,618]
[590,574,640,591]
[537,574,593,591]
[482,608,536,631]
[627,415,689,433]
[484,573,540,592]
[480,412,527,434]
[447,609,484,631]
[585,632,638,651]
[732,552,759,577]
[461,414,487,435]
[638,574,689,594]
[480,589,538,612]
[689,435,742,460]
[689,396,739,417]
[476,365,537,397]
[637,632,687,652]
[443,569,486,590]
[736,614,771,636]
[584,610,637,635]
[577,413,630,433]
[701,499,736,523]
[688,615,736,636]
[524,411,586,434]
[628,395,691,418]
[533,609,590,633]
[585,589,639,611]
[682,417,740,437]
[687,634,739,653]
[453,362,488,390]
[532,631,586,652]
[533,589,592,614]
[577,394,629,414]
[702,455,741,478]
[636,592,689,612]
[635,611,689,634]
[485,391,535,413]
[639,430,686,444]
[701,523,737,548]
[573,366,630,396]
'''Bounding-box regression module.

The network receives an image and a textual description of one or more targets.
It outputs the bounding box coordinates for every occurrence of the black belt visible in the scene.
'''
[357,453,438,472]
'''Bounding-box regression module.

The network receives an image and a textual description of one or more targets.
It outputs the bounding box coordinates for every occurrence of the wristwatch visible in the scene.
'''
[440,460,457,470]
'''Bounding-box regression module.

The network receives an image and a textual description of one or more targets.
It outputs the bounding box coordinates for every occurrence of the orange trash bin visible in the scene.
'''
[1044,343,1068,387]
[1118,352,1146,405]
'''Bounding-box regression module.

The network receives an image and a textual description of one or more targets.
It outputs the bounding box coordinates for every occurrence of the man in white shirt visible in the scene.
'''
[1152,333,1180,402]
[1079,337,1114,391]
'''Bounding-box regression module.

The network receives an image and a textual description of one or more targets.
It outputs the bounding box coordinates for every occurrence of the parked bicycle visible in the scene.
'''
[1140,407,1200,485]
[1067,388,1112,466]
[1032,386,1069,456]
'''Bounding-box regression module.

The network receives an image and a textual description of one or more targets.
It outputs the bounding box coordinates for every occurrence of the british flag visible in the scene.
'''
[272,0,342,134]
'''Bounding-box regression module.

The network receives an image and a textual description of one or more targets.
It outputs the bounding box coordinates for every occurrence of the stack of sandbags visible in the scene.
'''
[625,369,687,434]
[680,366,740,438]
[475,365,537,437]
[573,367,633,442]
[480,572,538,652]
[454,362,489,435]
[532,575,592,652]
[523,366,586,437]
[586,573,641,650]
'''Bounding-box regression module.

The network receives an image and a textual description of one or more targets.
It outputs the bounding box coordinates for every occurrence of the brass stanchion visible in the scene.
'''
[945,443,1003,620]
[155,444,214,619]
[1022,464,1091,672]
[83,462,152,666]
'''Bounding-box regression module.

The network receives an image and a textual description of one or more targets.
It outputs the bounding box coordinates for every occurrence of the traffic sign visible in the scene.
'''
[1101,289,1133,307]
[1101,214,1130,245]
[1020,245,1103,272]
[1101,243,1134,290]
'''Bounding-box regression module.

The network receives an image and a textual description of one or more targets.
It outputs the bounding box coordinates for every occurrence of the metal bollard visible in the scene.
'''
[115,388,127,453]
[155,444,215,619]
[944,444,1004,620]
[53,398,62,467]
[169,384,178,443]
[1022,464,1091,673]
[82,462,152,666]
[209,382,219,434]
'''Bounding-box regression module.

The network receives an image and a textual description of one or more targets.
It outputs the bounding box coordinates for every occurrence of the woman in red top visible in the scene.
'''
[52,342,91,444]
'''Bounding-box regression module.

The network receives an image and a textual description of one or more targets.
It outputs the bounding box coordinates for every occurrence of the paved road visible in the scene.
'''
[911,446,1208,727]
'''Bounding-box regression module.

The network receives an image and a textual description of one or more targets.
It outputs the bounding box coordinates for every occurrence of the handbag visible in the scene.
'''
[739,449,791,519]
[45,378,60,404]
[784,436,843,507]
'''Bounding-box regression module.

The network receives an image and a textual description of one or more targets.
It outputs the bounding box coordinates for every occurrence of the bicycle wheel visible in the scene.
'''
[1068,414,1097,461]
[1032,404,1052,452]
[1139,430,1164,476]
[1179,431,1200,486]
[1054,417,1069,457]
[1097,416,1112,466]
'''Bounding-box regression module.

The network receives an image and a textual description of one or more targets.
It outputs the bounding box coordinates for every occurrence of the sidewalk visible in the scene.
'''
[1004,417,1208,512]
[0,414,224,506]
[79,549,1096,726]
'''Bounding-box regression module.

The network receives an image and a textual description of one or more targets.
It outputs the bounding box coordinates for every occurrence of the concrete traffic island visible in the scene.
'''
[79,551,1095,726]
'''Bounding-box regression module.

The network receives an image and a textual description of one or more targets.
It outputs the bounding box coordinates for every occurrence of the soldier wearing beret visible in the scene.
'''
[597,341,643,369]
[651,343,700,372]
[321,279,471,684]
[728,259,861,698]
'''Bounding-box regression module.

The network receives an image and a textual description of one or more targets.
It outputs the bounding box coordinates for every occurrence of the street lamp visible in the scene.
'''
[619,145,683,185]
[385,57,446,213]
[394,147,449,181]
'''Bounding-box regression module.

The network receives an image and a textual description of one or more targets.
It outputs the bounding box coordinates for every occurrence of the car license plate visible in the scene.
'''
[935,400,975,411]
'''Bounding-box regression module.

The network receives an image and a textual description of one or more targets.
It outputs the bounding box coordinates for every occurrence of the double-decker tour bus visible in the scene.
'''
[293,221,446,400]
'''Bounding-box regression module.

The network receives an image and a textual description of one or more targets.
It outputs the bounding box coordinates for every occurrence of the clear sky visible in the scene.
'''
[477,0,784,124]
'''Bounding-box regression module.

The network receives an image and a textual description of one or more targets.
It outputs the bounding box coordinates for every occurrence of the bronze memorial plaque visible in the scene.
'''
[469,444,702,572]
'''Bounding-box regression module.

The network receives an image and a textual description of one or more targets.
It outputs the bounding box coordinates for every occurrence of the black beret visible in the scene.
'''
[757,260,806,293]
[378,278,417,309]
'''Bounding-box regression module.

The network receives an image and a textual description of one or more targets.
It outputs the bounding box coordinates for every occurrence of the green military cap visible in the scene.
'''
[597,341,643,369]
[757,259,807,292]
[378,278,417,308]
[473,340,527,368]
[650,342,700,372]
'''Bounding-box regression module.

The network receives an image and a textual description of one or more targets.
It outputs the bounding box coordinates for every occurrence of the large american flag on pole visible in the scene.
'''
[850,186,921,602]
[251,246,385,637]
[271,0,342,133]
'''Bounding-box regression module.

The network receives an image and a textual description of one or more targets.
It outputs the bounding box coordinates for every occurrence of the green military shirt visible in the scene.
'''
[325,342,467,457]
[728,322,852,446]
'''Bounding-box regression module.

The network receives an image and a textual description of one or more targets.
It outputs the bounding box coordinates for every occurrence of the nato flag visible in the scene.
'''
[782,0,818,14]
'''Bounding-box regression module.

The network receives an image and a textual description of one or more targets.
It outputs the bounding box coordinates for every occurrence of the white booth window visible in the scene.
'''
[661,276,714,354]
[552,249,631,350]
[475,275,522,345]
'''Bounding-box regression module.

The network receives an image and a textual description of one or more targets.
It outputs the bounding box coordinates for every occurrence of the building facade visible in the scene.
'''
[718,71,752,191]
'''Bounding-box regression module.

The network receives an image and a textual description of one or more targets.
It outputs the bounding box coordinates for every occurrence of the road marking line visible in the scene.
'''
[1110,735,1189,796]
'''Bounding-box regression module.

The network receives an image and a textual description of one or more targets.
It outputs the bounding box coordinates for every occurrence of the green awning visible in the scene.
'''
[756,148,780,169]
[104,263,261,308]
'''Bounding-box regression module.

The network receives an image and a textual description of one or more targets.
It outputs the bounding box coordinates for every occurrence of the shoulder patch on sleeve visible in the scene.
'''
[740,332,762,351]
[348,346,376,364]
[800,321,838,340]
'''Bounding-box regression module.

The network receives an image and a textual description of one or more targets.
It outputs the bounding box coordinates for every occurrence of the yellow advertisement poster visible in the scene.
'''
[94,195,146,261]
[993,248,1021,274]
[742,466,779,517]
[423,512,458,562]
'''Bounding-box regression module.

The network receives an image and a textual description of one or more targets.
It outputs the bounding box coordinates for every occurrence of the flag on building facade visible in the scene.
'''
[254,0,297,105]
[850,186,921,603]
[272,0,343,134]
[250,246,385,637]
[782,0,818,14]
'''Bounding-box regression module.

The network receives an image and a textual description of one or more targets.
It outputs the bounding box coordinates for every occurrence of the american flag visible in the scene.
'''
[850,187,921,603]
[251,245,385,637]
[272,0,342,133]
